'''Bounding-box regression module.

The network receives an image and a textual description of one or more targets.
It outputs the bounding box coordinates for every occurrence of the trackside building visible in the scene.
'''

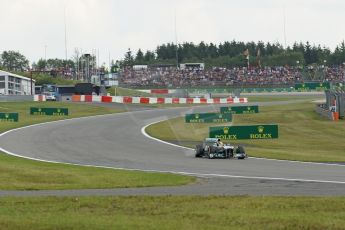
[0,70,35,95]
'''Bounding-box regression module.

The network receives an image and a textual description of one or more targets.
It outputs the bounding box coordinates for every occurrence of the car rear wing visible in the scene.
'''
[205,138,218,142]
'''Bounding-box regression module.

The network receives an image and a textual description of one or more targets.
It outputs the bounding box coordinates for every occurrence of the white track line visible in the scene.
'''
[141,119,192,151]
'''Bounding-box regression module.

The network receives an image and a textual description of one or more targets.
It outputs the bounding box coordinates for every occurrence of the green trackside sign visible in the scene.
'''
[185,113,232,123]
[220,105,259,114]
[30,107,69,116]
[209,124,278,140]
[0,113,19,122]
[294,82,330,91]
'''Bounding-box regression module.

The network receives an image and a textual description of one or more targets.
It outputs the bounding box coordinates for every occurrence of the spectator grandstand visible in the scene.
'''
[119,65,344,88]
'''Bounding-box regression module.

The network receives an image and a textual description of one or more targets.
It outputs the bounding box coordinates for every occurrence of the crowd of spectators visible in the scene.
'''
[325,66,345,83]
[120,65,345,88]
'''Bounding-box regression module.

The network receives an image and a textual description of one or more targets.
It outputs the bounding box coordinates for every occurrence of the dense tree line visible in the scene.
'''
[122,41,345,68]
[33,58,74,70]
[2,40,345,73]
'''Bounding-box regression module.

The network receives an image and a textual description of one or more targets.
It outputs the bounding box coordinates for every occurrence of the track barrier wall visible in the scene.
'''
[316,90,345,120]
[64,95,248,104]
[34,95,46,101]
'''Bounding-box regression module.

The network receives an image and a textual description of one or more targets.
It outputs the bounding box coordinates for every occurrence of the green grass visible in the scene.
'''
[0,101,123,133]
[247,95,323,102]
[0,101,194,190]
[146,101,345,162]
[0,154,193,190]
[0,196,344,229]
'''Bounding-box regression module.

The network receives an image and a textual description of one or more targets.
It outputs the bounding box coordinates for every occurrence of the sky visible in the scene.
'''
[1,0,345,67]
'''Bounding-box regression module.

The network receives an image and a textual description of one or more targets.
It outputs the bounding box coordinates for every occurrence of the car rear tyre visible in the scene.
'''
[228,149,233,159]
[195,144,203,158]
[208,146,216,159]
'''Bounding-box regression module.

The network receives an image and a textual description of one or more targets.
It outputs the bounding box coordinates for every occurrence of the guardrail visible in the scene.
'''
[0,95,34,102]
[70,95,248,104]
[315,104,339,120]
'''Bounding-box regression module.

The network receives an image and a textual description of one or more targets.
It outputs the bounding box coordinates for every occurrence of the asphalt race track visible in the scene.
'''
[1,100,345,196]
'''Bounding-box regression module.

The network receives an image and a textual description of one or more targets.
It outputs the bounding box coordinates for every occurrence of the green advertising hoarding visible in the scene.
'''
[30,107,69,116]
[209,124,278,140]
[0,113,19,122]
[220,105,259,114]
[294,82,330,91]
[185,113,232,123]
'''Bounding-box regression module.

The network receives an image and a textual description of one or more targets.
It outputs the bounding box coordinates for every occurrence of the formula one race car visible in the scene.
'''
[195,138,247,159]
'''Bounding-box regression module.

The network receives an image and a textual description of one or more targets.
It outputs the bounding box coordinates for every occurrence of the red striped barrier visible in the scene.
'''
[213,98,220,104]
[123,96,133,103]
[101,96,112,103]
[157,98,165,104]
[200,98,207,104]
[151,89,169,94]
[227,98,234,103]
[140,97,150,104]
[85,95,93,102]
[69,95,248,105]
[187,98,194,104]
[172,98,180,104]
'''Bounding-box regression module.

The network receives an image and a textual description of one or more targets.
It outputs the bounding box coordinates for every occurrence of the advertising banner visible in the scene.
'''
[220,105,259,114]
[294,82,330,91]
[209,124,278,140]
[0,113,19,122]
[30,107,68,116]
[185,113,232,123]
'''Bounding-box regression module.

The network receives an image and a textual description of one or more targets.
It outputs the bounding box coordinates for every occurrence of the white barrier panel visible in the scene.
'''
[149,97,158,104]
[92,96,102,102]
[193,98,201,104]
[138,90,151,93]
[207,99,214,104]
[233,97,240,103]
[165,98,173,104]
[80,95,85,102]
[132,97,141,104]
[33,95,39,101]
[112,96,122,103]
[179,98,187,104]
[220,98,227,104]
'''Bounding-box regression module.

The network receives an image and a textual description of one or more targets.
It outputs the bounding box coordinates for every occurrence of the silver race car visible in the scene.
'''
[195,138,247,159]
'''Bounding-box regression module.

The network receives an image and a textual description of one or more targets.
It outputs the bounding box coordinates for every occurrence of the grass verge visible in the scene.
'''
[0,154,193,190]
[247,95,323,102]
[0,101,123,133]
[0,196,344,229]
[0,101,193,190]
[146,101,345,162]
